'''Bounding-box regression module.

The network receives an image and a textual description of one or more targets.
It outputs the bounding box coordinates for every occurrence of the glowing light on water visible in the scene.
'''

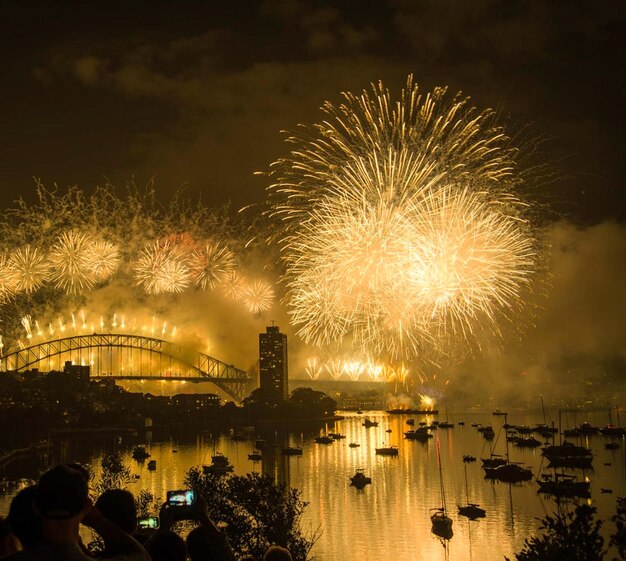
[267,77,537,361]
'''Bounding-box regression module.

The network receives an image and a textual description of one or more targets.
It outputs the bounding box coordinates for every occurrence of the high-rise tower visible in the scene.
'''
[259,325,288,401]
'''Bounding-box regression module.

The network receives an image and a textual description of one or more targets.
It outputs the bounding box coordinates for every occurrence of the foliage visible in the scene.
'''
[610,497,626,560]
[91,453,134,497]
[186,468,316,561]
[508,504,605,561]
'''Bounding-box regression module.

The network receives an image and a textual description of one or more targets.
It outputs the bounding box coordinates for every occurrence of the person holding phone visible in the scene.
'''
[3,465,150,561]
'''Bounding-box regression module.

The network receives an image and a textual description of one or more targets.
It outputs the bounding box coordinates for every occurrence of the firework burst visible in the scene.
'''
[8,245,50,293]
[84,240,121,281]
[134,240,192,294]
[48,231,96,294]
[192,241,236,290]
[242,279,275,314]
[267,77,537,360]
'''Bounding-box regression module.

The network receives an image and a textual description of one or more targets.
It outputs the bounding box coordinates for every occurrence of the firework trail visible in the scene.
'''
[267,77,537,361]
[0,254,17,302]
[221,271,246,300]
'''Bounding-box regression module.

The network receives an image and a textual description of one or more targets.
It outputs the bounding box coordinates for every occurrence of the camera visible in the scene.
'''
[166,490,196,508]
[137,516,159,530]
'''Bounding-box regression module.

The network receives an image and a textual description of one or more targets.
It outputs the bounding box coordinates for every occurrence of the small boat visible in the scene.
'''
[484,463,533,483]
[385,429,392,433]
[203,453,234,475]
[349,442,360,448]
[254,439,266,449]
[463,455,476,463]
[362,419,379,428]
[482,426,495,440]
[458,463,486,519]
[406,419,415,426]
[147,460,156,471]
[601,425,626,437]
[329,433,346,440]
[537,473,590,498]
[404,427,433,441]
[541,441,593,468]
[350,469,372,489]
[356,410,363,414]
[248,451,263,461]
[514,436,542,448]
[375,446,399,456]
[132,446,150,461]
[471,423,480,428]
[282,447,303,456]
[231,433,246,442]
[492,409,507,416]
[438,422,455,429]
[458,421,465,426]
[481,454,507,469]
[601,488,613,494]
[431,438,453,539]
[605,442,620,450]
[314,435,334,444]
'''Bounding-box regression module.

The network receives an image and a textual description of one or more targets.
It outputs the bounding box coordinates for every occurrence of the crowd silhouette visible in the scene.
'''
[0,464,293,561]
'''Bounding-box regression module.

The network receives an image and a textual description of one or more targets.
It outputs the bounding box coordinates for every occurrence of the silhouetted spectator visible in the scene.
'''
[3,465,149,560]
[0,515,21,555]
[263,545,293,561]
[7,486,42,548]
[95,489,137,535]
[145,531,187,561]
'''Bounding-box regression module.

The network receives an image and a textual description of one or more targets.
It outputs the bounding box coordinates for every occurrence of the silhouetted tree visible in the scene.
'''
[508,504,605,561]
[610,497,626,560]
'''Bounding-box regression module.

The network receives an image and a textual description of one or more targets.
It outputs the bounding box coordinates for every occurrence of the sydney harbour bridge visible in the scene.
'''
[0,333,252,402]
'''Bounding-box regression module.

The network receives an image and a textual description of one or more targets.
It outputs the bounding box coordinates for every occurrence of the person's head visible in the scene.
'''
[0,515,21,555]
[34,465,90,529]
[264,545,293,561]
[7,485,42,547]
[146,531,187,561]
[95,489,137,535]
[186,526,212,561]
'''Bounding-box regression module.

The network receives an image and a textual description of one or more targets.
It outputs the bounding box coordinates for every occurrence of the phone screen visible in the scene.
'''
[137,516,159,529]
[166,489,196,507]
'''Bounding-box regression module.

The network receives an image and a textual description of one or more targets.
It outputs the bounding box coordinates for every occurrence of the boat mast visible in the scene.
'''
[464,463,470,505]
[504,413,510,463]
[540,394,547,425]
[437,438,447,512]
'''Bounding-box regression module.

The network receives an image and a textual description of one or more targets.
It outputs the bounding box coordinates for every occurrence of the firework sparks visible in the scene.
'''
[8,246,50,293]
[267,77,536,360]
[48,231,96,294]
[242,279,275,314]
[84,240,121,281]
[192,241,236,290]
[134,240,192,294]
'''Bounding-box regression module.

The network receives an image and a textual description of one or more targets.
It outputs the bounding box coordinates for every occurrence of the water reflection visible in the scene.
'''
[1,410,624,561]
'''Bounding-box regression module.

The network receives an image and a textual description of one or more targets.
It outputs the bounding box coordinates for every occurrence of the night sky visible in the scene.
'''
[1,1,624,223]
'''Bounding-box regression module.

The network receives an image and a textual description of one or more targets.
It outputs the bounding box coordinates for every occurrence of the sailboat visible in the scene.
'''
[483,414,533,483]
[431,438,453,539]
[458,463,486,519]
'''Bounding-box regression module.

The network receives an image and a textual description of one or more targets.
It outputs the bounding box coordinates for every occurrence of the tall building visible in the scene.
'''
[259,325,288,401]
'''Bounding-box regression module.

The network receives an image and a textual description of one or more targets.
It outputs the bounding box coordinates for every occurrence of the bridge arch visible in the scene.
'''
[0,333,251,402]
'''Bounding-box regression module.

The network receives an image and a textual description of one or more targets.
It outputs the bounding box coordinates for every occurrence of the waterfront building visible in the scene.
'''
[259,325,288,401]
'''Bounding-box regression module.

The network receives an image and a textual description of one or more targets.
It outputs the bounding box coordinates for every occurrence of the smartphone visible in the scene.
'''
[137,516,159,530]
[166,489,196,507]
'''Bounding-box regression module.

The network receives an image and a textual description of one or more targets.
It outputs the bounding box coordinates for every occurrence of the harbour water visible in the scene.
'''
[1,409,624,560]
